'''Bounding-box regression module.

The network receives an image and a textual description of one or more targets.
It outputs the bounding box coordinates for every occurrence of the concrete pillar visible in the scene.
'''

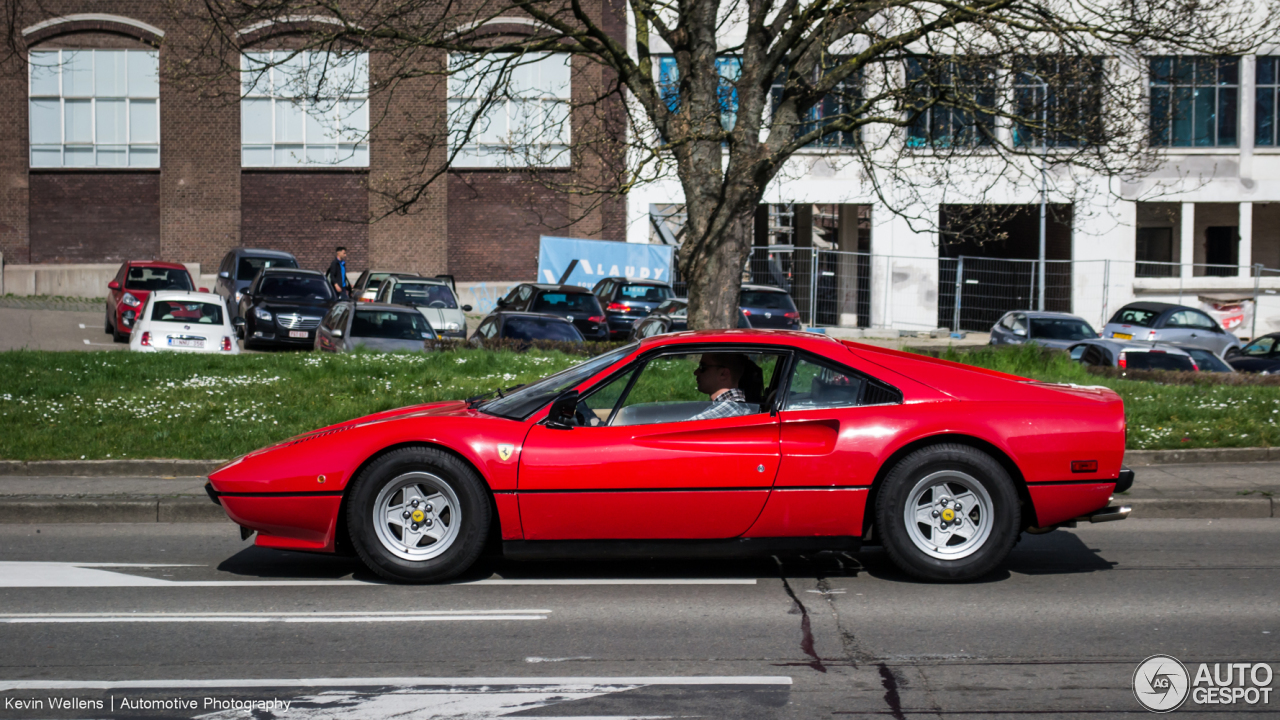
[1180,202,1195,278]
[1241,56,1257,180]
[837,205,860,327]
[1239,202,1253,275]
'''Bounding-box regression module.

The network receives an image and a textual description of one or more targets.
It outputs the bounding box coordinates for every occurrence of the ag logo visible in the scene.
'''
[1134,654,1190,713]
[497,444,514,462]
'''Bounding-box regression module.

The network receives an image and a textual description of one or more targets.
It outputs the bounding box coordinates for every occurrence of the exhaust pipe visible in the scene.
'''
[1077,505,1131,523]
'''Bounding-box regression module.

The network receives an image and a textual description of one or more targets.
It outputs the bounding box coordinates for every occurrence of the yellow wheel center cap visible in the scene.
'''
[411,510,425,523]
[941,508,955,522]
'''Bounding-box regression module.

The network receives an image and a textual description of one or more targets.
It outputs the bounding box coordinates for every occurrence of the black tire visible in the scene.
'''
[875,444,1020,582]
[346,446,491,583]
[104,310,113,335]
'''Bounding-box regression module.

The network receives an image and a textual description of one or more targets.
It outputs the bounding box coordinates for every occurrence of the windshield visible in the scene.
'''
[619,284,673,302]
[125,267,192,292]
[1030,318,1096,341]
[150,301,223,324]
[1109,307,1159,327]
[503,317,584,342]
[533,292,602,314]
[392,283,458,309]
[352,310,433,340]
[740,290,796,310]
[259,275,333,301]
[480,343,638,420]
[238,256,297,281]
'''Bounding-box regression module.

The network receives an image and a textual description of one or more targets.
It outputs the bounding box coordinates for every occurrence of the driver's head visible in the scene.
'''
[694,353,747,396]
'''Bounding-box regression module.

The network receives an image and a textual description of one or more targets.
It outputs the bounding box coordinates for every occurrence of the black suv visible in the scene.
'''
[235,268,336,349]
[491,283,608,340]
[590,277,675,339]
[215,248,299,319]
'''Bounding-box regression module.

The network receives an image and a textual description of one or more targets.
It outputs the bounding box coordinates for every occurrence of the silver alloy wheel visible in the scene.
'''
[903,470,994,560]
[372,472,461,561]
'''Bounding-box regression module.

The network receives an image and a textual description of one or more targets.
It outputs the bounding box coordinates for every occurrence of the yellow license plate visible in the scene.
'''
[1112,332,1132,340]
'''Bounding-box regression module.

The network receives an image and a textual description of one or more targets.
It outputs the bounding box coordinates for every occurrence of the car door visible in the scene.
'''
[517,348,786,540]
[1162,310,1214,351]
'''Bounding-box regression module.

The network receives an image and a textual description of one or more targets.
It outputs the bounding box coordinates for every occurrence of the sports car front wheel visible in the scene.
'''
[875,444,1020,582]
[347,447,490,583]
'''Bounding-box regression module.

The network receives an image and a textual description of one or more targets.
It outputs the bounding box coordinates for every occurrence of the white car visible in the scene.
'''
[375,277,472,341]
[129,291,240,354]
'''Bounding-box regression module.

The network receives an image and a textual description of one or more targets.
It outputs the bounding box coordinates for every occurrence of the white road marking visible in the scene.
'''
[0,611,548,624]
[78,323,85,328]
[0,676,792,690]
[82,338,90,344]
[526,656,593,663]
[0,562,758,588]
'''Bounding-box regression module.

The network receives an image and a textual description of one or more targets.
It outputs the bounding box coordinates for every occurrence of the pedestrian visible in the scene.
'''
[327,246,352,301]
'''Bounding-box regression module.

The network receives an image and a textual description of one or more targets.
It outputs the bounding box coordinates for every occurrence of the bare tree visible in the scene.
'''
[159,0,1266,328]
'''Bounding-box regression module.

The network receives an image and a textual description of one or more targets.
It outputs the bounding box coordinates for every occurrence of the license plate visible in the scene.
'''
[289,330,309,338]
[1112,332,1132,340]
[169,338,204,348]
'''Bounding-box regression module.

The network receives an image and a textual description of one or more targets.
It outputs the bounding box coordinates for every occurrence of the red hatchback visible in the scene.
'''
[206,330,1132,583]
[104,261,198,342]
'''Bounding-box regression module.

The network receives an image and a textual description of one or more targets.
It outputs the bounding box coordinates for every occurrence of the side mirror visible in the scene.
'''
[462,304,473,312]
[332,328,344,338]
[1013,328,1027,337]
[232,317,246,338]
[218,271,230,279]
[545,390,579,430]
[497,298,509,307]
[198,287,209,293]
[107,281,120,291]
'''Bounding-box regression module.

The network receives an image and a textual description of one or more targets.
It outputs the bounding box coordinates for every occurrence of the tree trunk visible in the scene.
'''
[682,205,754,330]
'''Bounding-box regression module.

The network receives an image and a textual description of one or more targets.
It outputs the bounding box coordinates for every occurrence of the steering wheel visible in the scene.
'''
[428,300,448,309]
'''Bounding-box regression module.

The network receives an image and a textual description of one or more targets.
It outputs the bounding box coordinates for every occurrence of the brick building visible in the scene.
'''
[0,2,625,281]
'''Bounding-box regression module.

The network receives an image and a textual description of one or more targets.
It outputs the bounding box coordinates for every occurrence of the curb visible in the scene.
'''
[0,459,225,477]
[1125,497,1274,519]
[1123,447,1280,466]
[0,498,231,523]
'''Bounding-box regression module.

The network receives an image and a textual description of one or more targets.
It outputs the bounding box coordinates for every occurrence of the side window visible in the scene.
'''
[478,320,498,338]
[321,306,339,330]
[1166,311,1193,328]
[1190,312,1219,330]
[518,285,534,304]
[1011,314,1028,334]
[999,314,1015,330]
[784,354,902,410]
[586,351,783,427]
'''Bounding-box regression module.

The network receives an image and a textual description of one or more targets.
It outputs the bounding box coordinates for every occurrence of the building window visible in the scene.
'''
[905,57,997,148]
[1256,57,1280,146]
[1012,56,1104,147]
[241,51,369,167]
[770,59,860,148]
[447,52,571,168]
[28,49,160,168]
[1149,56,1237,148]
[1135,227,1176,277]
[655,55,742,131]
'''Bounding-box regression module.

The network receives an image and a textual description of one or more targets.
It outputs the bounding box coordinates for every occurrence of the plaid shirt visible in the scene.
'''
[689,387,751,422]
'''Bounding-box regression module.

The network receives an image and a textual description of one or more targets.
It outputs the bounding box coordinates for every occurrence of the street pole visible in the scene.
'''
[1038,138,1047,312]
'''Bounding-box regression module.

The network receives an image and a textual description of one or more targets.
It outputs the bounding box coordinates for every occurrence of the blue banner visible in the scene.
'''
[537,236,675,289]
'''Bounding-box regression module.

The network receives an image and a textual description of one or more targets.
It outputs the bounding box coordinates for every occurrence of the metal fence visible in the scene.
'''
[727,247,1280,336]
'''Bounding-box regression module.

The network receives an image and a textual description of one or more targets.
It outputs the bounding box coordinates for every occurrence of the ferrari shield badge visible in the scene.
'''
[497,444,514,462]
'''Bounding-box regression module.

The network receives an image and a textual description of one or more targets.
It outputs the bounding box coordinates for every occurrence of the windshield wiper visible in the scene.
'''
[465,392,494,408]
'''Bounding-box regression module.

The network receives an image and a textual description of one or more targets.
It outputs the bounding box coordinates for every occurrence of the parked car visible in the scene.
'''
[375,277,472,341]
[491,283,608,340]
[104,261,198,342]
[235,268,336,349]
[629,298,751,339]
[989,311,1099,349]
[316,302,437,353]
[1227,333,1280,374]
[352,271,421,303]
[214,248,299,319]
[207,329,1131,584]
[738,284,802,330]
[128,291,238,355]
[1184,347,1235,373]
[1101,301,1241,358]
[590,277,675,339]
[1069,339,1199,371]
[469,311,586,348]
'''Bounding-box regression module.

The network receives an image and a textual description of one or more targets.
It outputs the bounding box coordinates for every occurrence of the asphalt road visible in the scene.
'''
[0,519,1276,719]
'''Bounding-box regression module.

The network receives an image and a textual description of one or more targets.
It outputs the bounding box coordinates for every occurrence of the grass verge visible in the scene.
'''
[1,344,1276,460]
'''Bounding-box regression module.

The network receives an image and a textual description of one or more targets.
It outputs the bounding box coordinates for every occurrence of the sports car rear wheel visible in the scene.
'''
[347,446,490,583]
[875,444,1020,582]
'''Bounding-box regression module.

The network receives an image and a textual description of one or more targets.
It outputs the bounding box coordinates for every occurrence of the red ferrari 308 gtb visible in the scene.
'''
[206,330,1132,583]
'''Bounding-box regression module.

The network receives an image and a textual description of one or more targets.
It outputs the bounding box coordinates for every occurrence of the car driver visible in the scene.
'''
[689,353,752,421]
